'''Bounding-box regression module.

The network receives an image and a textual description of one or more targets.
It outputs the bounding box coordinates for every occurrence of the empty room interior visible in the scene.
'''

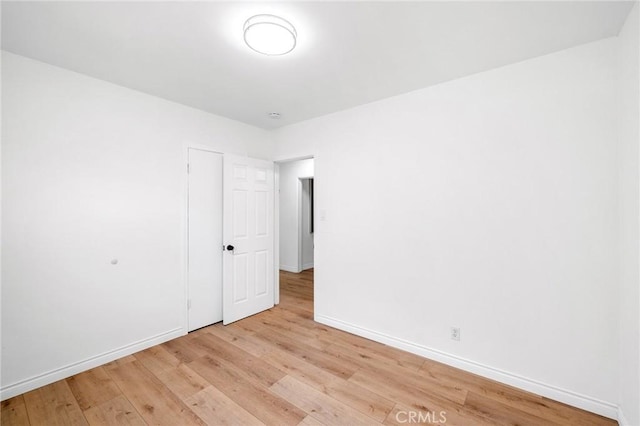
[1,1,640,425]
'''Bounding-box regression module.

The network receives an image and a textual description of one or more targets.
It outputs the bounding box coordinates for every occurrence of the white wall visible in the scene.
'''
[617,3,640,425]
[0,52,272,398]
[274,38,620,417]
[278,158,314,272]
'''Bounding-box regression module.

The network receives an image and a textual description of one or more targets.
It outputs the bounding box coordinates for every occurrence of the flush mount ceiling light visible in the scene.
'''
[243,14,297,56]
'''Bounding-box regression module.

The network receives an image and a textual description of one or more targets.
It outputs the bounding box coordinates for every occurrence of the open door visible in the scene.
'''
[223,155,274,324]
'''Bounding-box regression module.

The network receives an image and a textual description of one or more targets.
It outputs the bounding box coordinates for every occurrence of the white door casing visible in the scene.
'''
[223,155,274,324]
[187,148,223,331]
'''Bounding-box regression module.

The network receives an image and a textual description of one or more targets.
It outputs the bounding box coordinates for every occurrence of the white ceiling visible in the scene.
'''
[1,1,634,129]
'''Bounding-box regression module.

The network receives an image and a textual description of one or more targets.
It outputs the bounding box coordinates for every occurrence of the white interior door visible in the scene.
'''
[187,148,223,331]
[223,155,274,324]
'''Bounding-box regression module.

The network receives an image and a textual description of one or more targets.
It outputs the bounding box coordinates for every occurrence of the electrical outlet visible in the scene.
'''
[451,327,461,341]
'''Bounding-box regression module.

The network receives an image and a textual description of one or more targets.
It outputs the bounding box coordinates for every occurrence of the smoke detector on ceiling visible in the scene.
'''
[268,112,281,119]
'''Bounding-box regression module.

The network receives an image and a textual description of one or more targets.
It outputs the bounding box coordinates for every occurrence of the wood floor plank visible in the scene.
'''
[277,303,315,320]
[352,358,468,406]
[253,327,360,380]
[23,380,88,426]
[132,344,181,376]
[270,375,379,426]
[226,314,267,334]
[103,355,136,369]
[189,354,307,425]
[249,310,332,350]
[463,391,560,426]
[82,395,146,426]
[539,397,617,426]
[268,307,423,373]
[184,386,265,426]
[298,415,327,426]
[205,322,272,357]
[190,332,286,387]
[161,333,210,363]
[106,360,204,426]
[262,348,393,422]
[323,332,425,372]
[1,395,30,426]
[154,364,210,400]
[269,308,417,363]
[66,367,122,411]
[260,348,343,390]
[349,367,464,417]
[323,342,423,378]
[324,379,395,422]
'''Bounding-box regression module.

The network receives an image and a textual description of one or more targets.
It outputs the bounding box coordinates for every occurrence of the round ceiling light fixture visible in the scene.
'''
[243,14,297,56]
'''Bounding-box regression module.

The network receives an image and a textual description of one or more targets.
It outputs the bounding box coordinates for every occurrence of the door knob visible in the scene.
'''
[226,245,234,251]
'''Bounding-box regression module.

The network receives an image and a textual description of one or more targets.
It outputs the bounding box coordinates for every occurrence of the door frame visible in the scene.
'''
[274,163,280,305]
[274,155,315,307]
[182,147,313,333]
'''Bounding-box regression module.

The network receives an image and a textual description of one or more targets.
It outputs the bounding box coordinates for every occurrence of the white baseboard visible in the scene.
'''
[0,327,184,401]
[618,406,631,426]
[280,265,301,273]
[302,262,314,270]
[315,314,619,420]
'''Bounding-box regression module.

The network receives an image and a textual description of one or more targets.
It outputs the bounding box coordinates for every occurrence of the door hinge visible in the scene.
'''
[187,163,190,174]
[187,299,191,310]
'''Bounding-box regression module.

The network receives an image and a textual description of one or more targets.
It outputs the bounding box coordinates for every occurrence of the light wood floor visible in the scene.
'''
[2,269,616,425]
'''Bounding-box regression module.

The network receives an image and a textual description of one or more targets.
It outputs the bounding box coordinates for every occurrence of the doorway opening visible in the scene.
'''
[276,157,315,312]
[276,158,314,273]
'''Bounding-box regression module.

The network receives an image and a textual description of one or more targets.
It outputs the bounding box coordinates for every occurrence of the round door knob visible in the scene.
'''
[226,245,234,251]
